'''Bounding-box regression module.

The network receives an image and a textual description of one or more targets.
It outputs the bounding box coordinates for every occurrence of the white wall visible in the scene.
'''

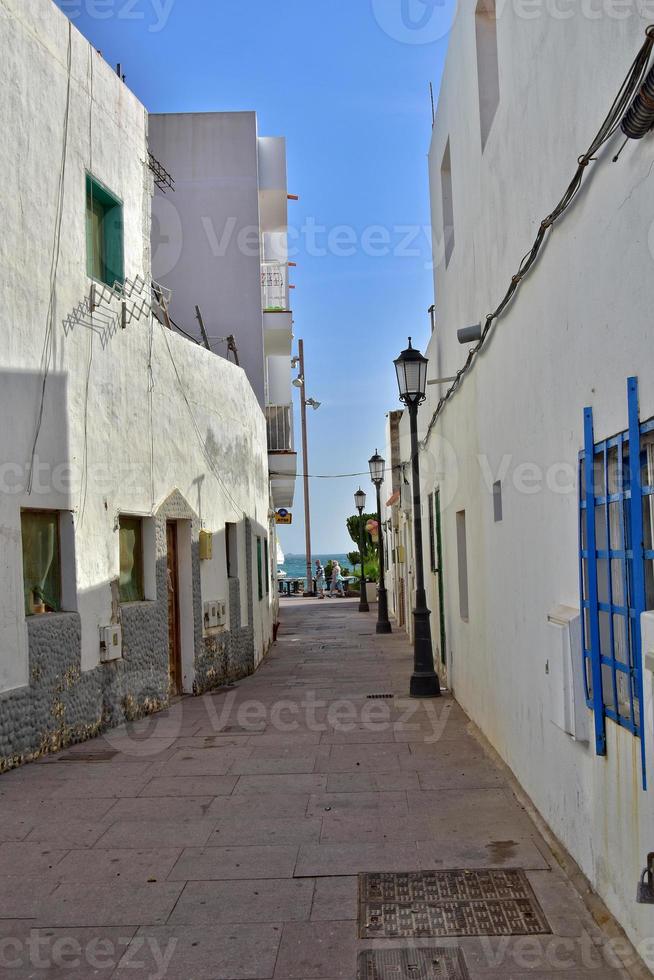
[0,0,274,693]
[149,112,267,407]
[405,3,654,960]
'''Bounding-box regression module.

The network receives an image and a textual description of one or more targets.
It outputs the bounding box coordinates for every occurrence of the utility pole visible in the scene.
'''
[298,339,313,596]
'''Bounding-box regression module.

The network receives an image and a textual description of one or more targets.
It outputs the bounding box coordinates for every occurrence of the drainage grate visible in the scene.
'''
[358,948,469,980]
[366,694,395,700]
[57,750,118,762]
[359,870,550,938]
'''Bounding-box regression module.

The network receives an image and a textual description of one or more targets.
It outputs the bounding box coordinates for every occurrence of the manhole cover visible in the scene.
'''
[359,870,550,938]
[358,948,469,979]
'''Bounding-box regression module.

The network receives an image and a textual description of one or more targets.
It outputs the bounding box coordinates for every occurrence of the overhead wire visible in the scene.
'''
[27,21,73,493]
[417,25,654,455]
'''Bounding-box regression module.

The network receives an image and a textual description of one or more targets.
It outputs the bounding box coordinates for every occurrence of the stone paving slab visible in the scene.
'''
[210,816,322,846]
[0,922,137,979]
[167,844,299,881]
[169,878,314,925]
[111,923,282,979]
[36,882,185,927]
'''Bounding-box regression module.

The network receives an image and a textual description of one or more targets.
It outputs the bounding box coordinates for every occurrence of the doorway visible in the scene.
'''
[434,488,447,668]
[166,521,182,696]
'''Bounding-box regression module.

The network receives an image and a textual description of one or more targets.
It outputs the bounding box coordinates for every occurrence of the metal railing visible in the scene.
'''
[261,261,288,311]
[266,405,293,452]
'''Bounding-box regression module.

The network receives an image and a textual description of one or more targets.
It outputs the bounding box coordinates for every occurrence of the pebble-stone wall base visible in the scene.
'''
[0,494,260,771]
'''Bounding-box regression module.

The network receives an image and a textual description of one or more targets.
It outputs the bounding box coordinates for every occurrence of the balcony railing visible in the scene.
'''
[266,405,293,452]
[261,261,288,312]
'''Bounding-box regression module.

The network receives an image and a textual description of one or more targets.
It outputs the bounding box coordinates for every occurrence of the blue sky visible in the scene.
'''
[56,0,449,553]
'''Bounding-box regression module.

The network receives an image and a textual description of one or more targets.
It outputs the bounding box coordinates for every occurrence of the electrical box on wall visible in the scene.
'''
[100,625,122,662]
[199,530,213,561]
[546,605,588,743]
[204,600,226,631]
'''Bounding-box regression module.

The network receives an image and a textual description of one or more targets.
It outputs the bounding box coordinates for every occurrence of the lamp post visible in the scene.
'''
[354,488,369,613]
[294,339,321,596]
[368,451,392,634]
[394,337,441,698]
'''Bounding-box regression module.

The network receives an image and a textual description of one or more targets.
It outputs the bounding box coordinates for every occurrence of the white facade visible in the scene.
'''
[383,8,654,965]
[0,0,276,765]
[148,114,297,512]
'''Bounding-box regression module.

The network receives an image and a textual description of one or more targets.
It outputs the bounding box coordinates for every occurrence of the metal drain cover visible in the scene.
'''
[358,947,469,979]
[359,870,550,938]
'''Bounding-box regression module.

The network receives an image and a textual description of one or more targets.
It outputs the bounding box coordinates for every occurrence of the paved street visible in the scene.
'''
[0,599,631,979]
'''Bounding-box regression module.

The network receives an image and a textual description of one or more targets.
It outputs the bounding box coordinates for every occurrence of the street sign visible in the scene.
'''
[275,510,292,525]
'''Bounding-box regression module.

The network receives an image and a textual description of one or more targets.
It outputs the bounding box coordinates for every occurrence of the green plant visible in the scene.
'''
[346,513,376,555]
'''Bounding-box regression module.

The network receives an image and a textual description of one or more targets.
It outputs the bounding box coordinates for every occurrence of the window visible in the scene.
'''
[86,174,124,288]
[441,140,455,267]
[475,0,500,151]
[119,517,144,603]
[456,510,469,621]
[226,523,238,578]
[579,377,652,787]
[21,511,61,616]
[256,537,263,601]
[493,480,503,522]
[264,538,270,595]
[428,493,437,572]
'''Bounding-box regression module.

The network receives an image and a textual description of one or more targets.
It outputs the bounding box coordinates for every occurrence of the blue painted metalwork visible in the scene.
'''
[582,406,606,756]
[628,377,647,790]
[579,379,649,788]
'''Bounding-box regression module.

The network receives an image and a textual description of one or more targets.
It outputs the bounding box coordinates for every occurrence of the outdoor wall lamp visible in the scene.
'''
[368,452,392,634]
[354,488,370,614]
[637,853,654,903]
[394,338,441,698]
[457,323,482,345]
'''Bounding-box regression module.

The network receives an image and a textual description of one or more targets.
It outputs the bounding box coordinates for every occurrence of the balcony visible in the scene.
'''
[266,405,296,509]
[262,261,289,312]
[266,405,293,452]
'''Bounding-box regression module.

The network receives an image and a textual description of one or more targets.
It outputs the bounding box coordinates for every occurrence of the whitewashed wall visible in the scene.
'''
[0,0,274,699]
[392,3,654,961]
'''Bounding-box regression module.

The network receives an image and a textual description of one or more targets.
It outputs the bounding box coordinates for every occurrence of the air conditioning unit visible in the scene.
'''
[100,625,122,662]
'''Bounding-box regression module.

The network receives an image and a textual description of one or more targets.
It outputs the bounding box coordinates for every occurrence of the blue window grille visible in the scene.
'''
[579,377,653,789]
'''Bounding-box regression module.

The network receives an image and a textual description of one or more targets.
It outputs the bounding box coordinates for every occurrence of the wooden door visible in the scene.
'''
[166,522,182,696]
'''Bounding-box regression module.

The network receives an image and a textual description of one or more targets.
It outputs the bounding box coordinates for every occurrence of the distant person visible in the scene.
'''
[330,560,344,598]
[315,559,325,599]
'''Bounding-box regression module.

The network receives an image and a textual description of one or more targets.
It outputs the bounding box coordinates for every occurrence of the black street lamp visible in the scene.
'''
[354,488,370,613]
[394,337,441,698]
[368,451,392,634]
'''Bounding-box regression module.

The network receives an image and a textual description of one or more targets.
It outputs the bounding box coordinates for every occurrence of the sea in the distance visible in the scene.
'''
[279,553,351,580]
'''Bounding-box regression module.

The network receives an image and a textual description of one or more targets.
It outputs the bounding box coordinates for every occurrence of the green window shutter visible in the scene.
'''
[257,538,263,601]
[85,174,124,287]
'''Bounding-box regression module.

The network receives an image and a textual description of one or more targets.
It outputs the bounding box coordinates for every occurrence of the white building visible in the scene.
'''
[148,112,298,513]
[0,0,276,768]
[383,7,654,965]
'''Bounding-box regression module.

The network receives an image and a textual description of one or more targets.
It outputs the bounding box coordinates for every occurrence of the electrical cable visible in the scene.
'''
[417,25,654,457]
[27,21,73,492]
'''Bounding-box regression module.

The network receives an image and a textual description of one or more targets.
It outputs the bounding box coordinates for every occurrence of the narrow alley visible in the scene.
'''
[0,599,635,979]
